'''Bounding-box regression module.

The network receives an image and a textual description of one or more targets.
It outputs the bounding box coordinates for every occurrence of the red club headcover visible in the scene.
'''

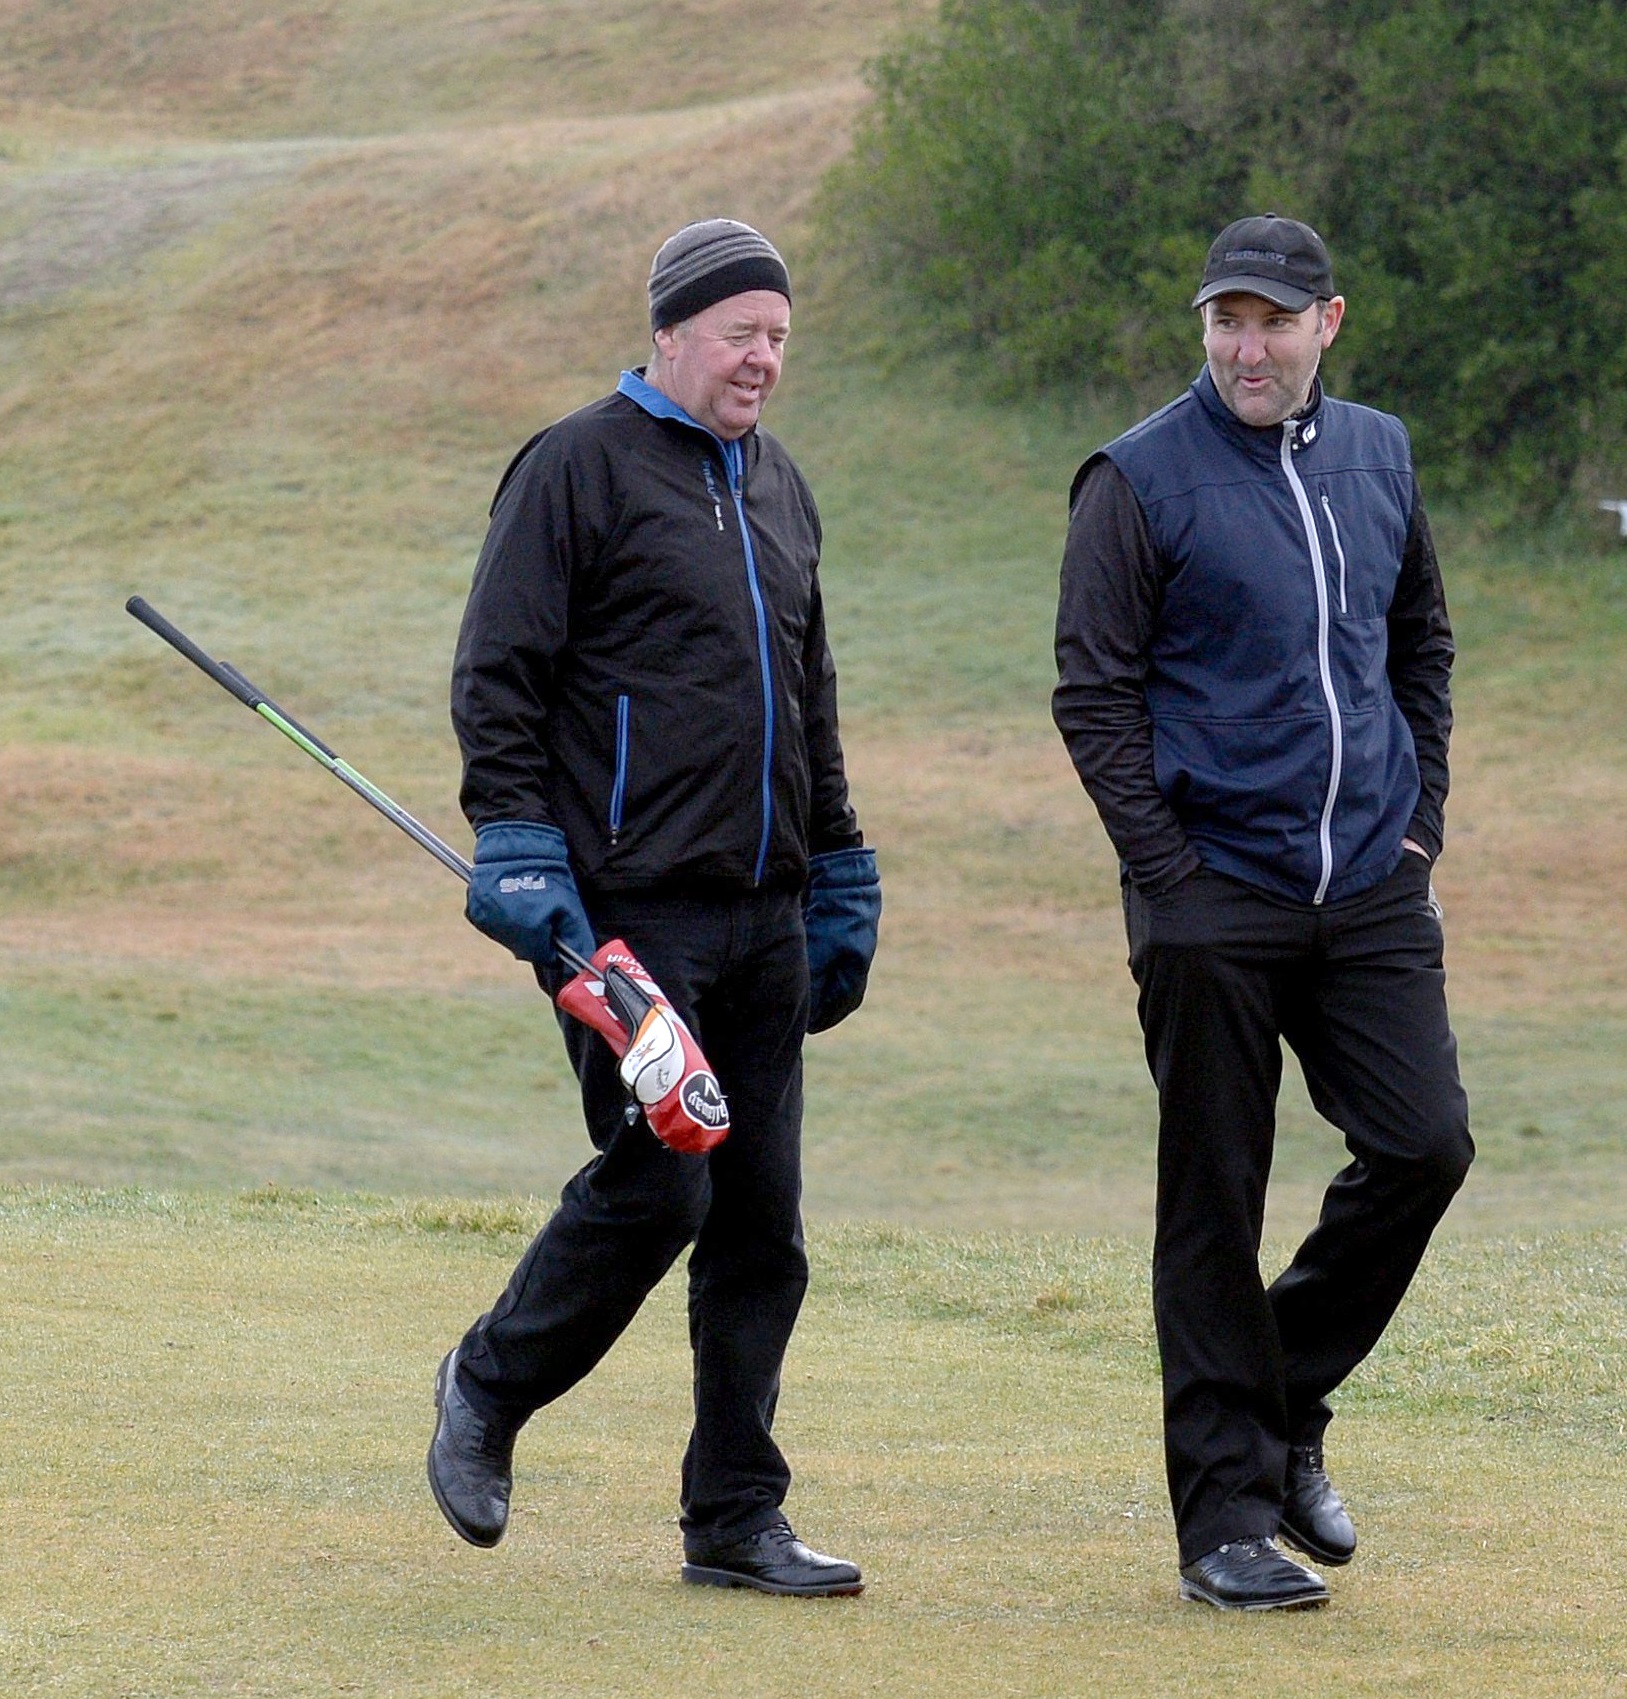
[553,939,730,1155]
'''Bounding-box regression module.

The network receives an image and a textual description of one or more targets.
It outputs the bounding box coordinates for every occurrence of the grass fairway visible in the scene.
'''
[2,1188,1623,1698]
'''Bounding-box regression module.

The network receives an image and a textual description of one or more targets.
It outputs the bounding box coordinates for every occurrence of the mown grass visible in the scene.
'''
[1,945,1622,1233]
[0,970,585,1196]
[1,1187,1622,1698]
[3,9,1624,1698]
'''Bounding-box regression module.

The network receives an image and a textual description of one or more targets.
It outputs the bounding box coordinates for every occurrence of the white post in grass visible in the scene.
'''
[1599,500,1627,537]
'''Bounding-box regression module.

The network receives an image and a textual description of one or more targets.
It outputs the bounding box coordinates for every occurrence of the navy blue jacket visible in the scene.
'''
[1053,367,1454,905]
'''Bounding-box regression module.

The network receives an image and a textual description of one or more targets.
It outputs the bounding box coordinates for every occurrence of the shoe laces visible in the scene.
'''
[737,1518,803,1558]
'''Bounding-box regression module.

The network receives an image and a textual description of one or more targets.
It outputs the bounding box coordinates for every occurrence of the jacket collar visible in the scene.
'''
[617,368,749,478]
[1190,364,1326,458]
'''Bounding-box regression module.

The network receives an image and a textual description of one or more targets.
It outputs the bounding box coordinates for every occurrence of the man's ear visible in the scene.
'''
[1320,296,1346,347]
[652,321,686,364]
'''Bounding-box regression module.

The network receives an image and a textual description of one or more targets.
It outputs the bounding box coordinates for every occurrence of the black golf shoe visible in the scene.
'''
[1278,1443,1358,1566]
[682,1520,864,1596]
[1178,1536,1329,1611]
[427,1348,517,1548]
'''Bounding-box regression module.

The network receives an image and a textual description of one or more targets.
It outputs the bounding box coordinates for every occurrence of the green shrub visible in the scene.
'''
[825,0,1627,509]
[1329,0,1627,505]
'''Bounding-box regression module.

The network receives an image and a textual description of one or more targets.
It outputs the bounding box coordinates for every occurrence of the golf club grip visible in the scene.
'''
[126,596,263,712]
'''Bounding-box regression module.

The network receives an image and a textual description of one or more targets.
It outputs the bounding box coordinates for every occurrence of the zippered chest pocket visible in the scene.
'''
[1316,487,1404,619]
[1320,493,1348,614]
[609,693,630,843]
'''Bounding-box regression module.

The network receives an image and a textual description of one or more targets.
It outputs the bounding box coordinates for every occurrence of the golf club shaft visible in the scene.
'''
[126,599,600,983]
[126,595,474,883]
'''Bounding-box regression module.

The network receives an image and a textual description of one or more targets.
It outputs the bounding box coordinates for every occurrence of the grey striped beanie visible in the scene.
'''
[648,219,791,331]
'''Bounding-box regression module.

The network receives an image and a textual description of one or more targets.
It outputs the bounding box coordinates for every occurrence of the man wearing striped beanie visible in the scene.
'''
[430,219,881,1597]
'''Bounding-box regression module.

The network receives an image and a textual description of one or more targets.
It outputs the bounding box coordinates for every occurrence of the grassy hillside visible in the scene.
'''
[0,0,912,136]
[1,0,1624,1235]
[1,1189,1623,1698]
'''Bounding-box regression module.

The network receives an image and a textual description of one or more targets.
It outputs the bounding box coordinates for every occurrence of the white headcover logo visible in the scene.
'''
[619,1008,684,1105]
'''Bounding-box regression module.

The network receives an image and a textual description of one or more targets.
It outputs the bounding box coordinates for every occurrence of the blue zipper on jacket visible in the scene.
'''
[615,371,775,883]
[723,435,776,885]
[609,692,630,843]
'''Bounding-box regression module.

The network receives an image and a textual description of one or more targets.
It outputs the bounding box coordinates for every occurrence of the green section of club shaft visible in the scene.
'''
[252,703,473,882]
[336,759,396,812]
[256,702,332,766]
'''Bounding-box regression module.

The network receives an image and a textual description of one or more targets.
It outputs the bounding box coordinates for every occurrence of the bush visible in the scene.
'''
[824,0,1627,508]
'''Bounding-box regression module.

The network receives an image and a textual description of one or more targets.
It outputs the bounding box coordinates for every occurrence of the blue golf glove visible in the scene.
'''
[803,846,881,1034]
[465,822,596,966]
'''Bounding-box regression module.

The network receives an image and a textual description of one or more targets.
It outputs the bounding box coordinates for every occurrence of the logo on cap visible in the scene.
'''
[1192,215,1335,311]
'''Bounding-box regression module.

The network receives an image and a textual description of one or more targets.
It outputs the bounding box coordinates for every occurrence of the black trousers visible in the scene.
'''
[1124,854,1473,1565]
[455,886,811,1549]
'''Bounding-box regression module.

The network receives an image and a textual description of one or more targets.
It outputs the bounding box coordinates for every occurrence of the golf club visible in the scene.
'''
[125,595,729,1147]
[124,594,596,982]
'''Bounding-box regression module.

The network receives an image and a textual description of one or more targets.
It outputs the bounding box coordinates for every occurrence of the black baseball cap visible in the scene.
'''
[1191,214,1335,312]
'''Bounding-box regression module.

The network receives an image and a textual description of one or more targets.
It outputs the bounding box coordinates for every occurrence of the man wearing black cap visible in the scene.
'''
[1053,215,1473,1611]
[427,219,880,1596]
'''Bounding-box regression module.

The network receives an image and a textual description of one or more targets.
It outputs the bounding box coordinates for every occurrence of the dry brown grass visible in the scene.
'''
[0,2,334,125]
[0,740,498,987]
[0,11,908,999]
[3,709,1623,1016]
[0,0,931,135]
[833,718,1627,1030]
[2,85,875,501]
[1,19,1624,1690]
[1441,720,1627,1014]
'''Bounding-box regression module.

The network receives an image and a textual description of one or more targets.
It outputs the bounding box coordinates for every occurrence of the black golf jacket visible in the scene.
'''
[452,372,861,894]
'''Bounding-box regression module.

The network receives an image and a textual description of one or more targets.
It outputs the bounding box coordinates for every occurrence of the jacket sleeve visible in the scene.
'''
[451,431,601,833]
[1386,475,1454,860]
[1052,455,1201,894]
[801,550,863,857]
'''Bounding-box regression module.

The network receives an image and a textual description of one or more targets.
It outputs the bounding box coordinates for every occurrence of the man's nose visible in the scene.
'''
[1236,326,1270,365]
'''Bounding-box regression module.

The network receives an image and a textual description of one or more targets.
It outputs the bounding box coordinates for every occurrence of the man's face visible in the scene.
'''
[651,290,790,440]
[1201,291,1345,428]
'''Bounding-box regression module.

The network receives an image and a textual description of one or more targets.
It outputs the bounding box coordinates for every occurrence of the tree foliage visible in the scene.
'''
[825,0,1627,505]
